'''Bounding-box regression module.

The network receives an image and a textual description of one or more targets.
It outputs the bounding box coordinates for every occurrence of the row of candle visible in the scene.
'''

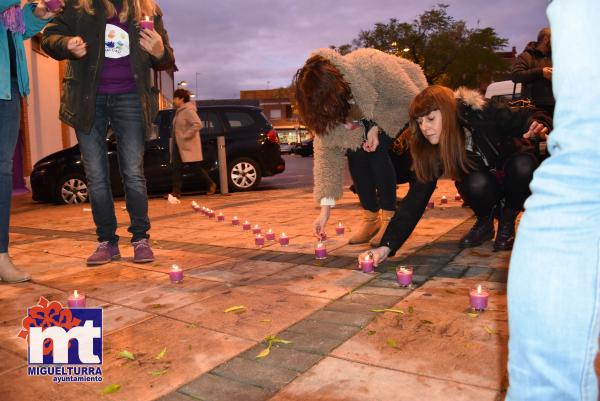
[427,193,462,209]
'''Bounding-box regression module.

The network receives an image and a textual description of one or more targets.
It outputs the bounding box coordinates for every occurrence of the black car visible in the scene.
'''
[31,105,285,204]
[292,138,314,157]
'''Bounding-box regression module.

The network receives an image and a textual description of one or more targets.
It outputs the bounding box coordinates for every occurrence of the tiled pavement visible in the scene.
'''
[0,179,513,401]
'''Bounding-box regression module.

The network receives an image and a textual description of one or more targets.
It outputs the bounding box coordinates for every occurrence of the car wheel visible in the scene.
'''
[228,157,261,191]
[57,174,89,204]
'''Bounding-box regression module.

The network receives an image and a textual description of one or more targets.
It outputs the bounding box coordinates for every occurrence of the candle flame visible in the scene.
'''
[281,232,287,237]
[317,242,324,249]
[338,221,343,227]
[74,290,79,297]
[257,234,262,238]
[477,284,482,294]
[364,253,371,261]
[172,264,180,271]
[144,16,151,21]
[254,224,259,228]
[268,228,273,233]
[244,220,249,224]
[233,216,238,219]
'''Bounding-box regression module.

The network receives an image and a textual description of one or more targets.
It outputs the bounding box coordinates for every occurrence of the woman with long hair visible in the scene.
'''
[42,0,175,265]
[359,85,551,264]
[293,48,427,246]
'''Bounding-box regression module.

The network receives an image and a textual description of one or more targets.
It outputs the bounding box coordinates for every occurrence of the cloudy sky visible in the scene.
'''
[159,0,549,99]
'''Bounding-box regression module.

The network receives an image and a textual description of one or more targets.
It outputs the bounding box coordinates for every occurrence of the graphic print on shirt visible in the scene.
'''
[105,24,130,59]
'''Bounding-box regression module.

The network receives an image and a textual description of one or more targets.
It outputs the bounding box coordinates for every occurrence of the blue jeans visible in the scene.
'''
[0,78,20,253]
[76,92,150,244]
[507,1,600,400]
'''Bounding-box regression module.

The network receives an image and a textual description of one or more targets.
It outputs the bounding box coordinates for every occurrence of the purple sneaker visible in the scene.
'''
[132,239,154,263]
[87,241,120,266]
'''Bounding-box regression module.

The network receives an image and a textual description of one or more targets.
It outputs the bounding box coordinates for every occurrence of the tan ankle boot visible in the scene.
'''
[0,253,31,283]
[349,210,381,244]
[369,209,396,247]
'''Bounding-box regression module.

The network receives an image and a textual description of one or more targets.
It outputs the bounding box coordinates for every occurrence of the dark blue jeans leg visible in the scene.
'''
[108,93,150,242]
[0,79,21,252]
[76,95,118,244]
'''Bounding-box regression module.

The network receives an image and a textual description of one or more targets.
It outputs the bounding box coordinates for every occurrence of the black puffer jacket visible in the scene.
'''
[511,41,554,108]
[41,0,175,138]
[379,88,551,256]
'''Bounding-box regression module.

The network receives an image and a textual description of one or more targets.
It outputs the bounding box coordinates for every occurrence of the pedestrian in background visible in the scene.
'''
[0,0,61,282]
[168,88,216,199]
[507,1,600,400]
[512,27,554,116]
[42,0,175,265]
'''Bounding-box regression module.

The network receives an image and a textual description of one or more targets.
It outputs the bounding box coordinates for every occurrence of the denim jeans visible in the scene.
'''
[0,78,20,253]
[507,1,600,400]
[76,92,150,244]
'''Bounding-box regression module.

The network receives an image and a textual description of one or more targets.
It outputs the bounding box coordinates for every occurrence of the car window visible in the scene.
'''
[198,111,224,135]
[224,111,255,129]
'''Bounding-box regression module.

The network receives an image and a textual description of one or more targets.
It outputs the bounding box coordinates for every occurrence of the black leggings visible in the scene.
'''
[347,133,397,212]
[455,153,538,218]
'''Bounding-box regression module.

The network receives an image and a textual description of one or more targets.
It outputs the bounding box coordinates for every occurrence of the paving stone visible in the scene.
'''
[275,330,344,355]
[437,265,467,278]
[285,319,361,341]
[324,300,396,315]
[338,292,402,307]
[321,256,357,269]
[366,278,405,289]
[156,392,199,401]
[488,269,509,283]
[239,345,323,373]
[354,285,412,297]
[212,357,299,390]
[308,310,372,327]
[179,373,273,401]
[463,266,493,279]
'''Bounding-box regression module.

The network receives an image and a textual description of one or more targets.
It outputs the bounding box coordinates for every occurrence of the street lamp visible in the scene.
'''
[177,80,188,88]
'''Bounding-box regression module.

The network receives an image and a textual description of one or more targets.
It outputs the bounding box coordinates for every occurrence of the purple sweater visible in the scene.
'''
[97,9,136,94]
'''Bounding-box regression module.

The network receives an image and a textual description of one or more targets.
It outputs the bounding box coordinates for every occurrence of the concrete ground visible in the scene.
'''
[0,157,514,401]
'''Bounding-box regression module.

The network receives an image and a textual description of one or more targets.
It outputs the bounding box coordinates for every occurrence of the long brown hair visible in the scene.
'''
[292,55,352,135]
[408,85,472,182]
[75,0,157,23]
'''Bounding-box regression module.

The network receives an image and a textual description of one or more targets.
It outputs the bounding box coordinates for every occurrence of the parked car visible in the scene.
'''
[485,80,522,101]
[30,105,285,204]
[292,138,314,157]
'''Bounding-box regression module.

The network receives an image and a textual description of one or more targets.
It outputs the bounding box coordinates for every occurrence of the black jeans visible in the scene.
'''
[171,143,214,195]
[455,152,538,218]
[347,133,397,212]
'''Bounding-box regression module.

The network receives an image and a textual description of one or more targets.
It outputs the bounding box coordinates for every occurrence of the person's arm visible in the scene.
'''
[183,108,201,139]
[41,2,79,61]
[147,6,174,71]
[511,53,543,84]
[490,100,553,139]
[0,0,20,13]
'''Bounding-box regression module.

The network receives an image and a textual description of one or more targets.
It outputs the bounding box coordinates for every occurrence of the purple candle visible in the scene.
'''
[67,290,86,308]
[201,207,208,215]
[335,221,345,236]
[232,216,240,226]
[279,233,289,246]
[243,221,251,231]
[455,193,462,201]
[441,195,448,204]
[140,16,154,31]
[169,264,184,284]
[470,285,489,311]
[252,225,261,234]
[427,201,435,209]
[255,234,265,247]
[208,210,215,219]
[265,229,275,241]
[315,242,327,260]
[44,0,62,12]
[217,212,225,222]
[396,266,413,287]
[360,253,375,273]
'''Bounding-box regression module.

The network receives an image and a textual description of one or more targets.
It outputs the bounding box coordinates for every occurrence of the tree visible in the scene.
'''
[339,4,509,88]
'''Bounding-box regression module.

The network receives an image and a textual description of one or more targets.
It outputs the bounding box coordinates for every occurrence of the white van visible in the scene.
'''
[485,80,521,101]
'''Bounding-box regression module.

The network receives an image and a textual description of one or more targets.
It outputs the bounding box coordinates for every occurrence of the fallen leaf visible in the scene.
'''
[269,338,292,345]
[371,308,404,314]
[484,326,499,335]
[387,339,398,348]
[117,350,135,361]
[259,319,272,323]
[185,323,198,329]
[420,320,433,325]
[188,345,192,351]
[367,330,377,336]
[467,312,479,318]
[408,306,414,314]
[149,369,168,376]
[224,305,246,313]
[256,347,271,359]
[102,384,121,394]
[149,304,165,309]
[155,347,167,360]
[445,289,457,294]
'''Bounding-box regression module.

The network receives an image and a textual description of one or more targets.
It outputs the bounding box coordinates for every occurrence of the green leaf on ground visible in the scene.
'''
[484,326,499,335]
[117,350,135,361]
[371,308,404,314]
[149,369,168,376]
[224,305,246,313]
[367,330,377,336]
[420,320,433,325]
[467,312,479,318]
[387,339,398,348]
[102,384,121,394]
[256,347,271,359]
[408,306,414,314]
[185,323,198,329]
[269,337,292,345]
[155,347,167,360]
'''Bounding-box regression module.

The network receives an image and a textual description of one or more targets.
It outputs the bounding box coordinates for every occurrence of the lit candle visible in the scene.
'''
[255,234,265,247]
[140,15,154,31]
[469,284,489,311]
[169,264,184,284]
[252,224,261,234]
[208,209,215,218]
[427,201,435,209]
[243,220,251,231]
[315,241,327,260]
[441,195,448,204]
[279,232,289,246]
[396,266,413,287]
[455,193,462,201]
[191,201,200,212]
[44,0,62,13]
[360,252,375,273]
[201,206,208,215]
[217,212,225,222]
[67,290,86,308]
[265,228,275,241]
[335,221,345,236]
[232,216,240,226]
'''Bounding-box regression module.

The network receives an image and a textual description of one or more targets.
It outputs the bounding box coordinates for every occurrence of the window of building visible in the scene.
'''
[269,109,282,120]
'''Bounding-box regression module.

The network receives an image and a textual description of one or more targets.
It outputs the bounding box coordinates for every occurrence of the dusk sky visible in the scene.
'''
[159,1,550,100]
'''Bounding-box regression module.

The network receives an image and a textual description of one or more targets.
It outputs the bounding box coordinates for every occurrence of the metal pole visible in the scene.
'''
[217,135,229,195]
[195,72,200,98]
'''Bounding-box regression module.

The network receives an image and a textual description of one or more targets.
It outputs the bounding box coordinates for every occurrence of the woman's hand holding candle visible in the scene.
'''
[358,246,391,267]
